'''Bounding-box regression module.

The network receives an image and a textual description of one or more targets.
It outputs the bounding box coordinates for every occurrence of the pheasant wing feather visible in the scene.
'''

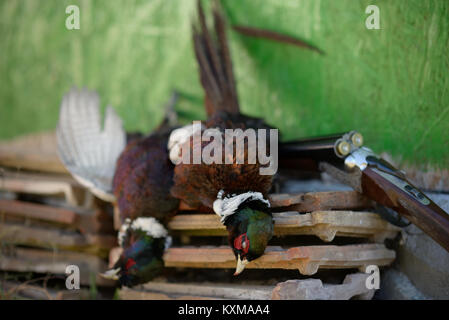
[56,88,126,202]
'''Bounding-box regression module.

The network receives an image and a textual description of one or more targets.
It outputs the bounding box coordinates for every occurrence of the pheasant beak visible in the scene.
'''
[99,267,121,280]
[233,255,249,276]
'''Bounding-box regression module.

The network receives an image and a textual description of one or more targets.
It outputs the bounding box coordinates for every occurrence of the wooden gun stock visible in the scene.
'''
[361,166,449,251]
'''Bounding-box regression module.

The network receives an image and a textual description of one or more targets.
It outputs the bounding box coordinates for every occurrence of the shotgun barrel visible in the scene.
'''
[279,131,449,252]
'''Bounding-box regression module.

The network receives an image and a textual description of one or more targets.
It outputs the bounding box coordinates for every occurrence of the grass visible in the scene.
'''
[0,0,448,167]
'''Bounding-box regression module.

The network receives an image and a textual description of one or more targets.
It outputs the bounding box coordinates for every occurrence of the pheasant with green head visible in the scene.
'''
[56,88,179,286]
[170,0,277,275]
[216,192,274,274]
[103,217,169,286]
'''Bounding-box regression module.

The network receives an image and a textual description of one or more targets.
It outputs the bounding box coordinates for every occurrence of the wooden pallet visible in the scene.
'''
[0,199,114,235]
[268,191,374,212]
[116,191,398,299]
[0,223,116,258]
[0,247,115,287]
[169,210,400,242]
[163,244,395,275]
[0,131,67,174]
[0,170,86,207]
[177,190,374,213]
[0,161,116,288]
[120,272,375,300]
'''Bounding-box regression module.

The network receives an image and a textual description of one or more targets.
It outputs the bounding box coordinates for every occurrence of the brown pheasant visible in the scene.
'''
[169,0,277,275]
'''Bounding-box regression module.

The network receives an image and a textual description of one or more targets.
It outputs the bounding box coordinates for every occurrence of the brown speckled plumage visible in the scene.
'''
[113,129,179,224]
[171,1,275,211]
[171,113,274,209]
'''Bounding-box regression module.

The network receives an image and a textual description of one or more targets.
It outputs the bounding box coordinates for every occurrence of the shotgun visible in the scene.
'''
[279,131,449,252]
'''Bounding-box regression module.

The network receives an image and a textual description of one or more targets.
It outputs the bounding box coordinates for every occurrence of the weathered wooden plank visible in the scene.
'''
[0,131,67,174]
[0,199,114,234]
[0,223,116,258]
[119,287,222,300]
[0,280,91,300]
[0,170,84,206]
[0,247,115,287]
[0,199,77,225]
[113,204,122,231]
[168,210,400,242]
[121,282,273,300]
[178,191,373,213]
[273,211,400,242]
[144,282,273,299]
[269,191,374,212]
[271,273,375,300]
[163,244,395,275]
[119,273,375,300]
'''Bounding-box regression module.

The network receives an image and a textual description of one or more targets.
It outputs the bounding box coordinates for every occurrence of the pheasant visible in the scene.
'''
[57,1,319,281]
[57,88,179,286]
[169,1,277,276]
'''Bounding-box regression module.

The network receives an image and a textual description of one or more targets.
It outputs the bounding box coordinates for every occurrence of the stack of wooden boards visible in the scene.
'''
[119,191,399,300]
[0,132,117,293]
[0,131,401,300]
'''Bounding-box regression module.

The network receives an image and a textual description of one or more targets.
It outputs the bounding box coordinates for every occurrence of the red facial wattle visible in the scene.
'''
[234,233,249,255]
[125,258,137,271]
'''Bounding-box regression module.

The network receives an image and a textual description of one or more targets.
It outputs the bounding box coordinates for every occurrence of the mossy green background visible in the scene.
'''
[1,0,448,167]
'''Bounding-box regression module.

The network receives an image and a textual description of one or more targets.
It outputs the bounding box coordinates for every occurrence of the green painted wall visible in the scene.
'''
[1,0,448,167]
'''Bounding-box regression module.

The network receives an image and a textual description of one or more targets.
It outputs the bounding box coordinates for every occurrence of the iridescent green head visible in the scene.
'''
[100,217,169,287]
[216,192,273,276]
